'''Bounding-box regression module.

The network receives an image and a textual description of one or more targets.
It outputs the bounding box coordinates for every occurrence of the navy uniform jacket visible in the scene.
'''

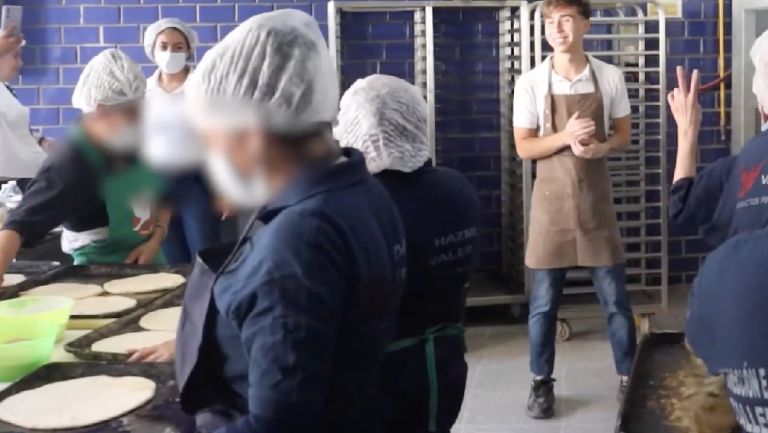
[686,228,768,433]
[669,130,768,247]
[200,148,406,433]
[375,163,481,337]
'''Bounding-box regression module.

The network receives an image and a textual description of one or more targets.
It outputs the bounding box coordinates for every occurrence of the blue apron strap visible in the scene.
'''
[385,323,465,432]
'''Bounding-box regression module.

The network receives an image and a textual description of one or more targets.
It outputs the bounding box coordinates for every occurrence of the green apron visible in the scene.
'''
[69,133,165,265]
[385,323,465,432]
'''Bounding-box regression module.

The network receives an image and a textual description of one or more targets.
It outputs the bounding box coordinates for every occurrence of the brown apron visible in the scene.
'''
[525,58,624,269]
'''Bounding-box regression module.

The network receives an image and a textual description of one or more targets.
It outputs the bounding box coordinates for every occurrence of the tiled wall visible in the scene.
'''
[9,0,732,284]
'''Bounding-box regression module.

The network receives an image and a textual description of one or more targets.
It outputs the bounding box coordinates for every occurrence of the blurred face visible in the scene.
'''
[155,28,190,58]
[202,129,269,178]
[544,5,590,54]
[83,102,142,153]
[0,48,22,82]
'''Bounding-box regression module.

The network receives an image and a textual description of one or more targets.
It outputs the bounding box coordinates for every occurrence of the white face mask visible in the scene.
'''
[104,125,140,154]
[155,51,187,75]
[205,151,271,209]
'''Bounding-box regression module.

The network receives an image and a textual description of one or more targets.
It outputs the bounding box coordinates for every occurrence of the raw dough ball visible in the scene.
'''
[0,375,156,429]
[92,331,176,354]
[103,273,185,295]
[71,296,138,316]
[139,306,182,332]
[1,274,25,287]
[22,283,103,299]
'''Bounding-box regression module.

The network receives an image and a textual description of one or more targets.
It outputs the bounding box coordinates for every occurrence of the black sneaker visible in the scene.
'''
[617,377,629,404]
[527,378,556,419]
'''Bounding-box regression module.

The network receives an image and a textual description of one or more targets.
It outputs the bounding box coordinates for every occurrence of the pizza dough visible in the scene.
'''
[103,273,185,295]
[1,274,25,287]
[22,283,103,299]
[0,375,156,429]
[139,306,182,332]
[91,331,176,354]
[71,296,138,316]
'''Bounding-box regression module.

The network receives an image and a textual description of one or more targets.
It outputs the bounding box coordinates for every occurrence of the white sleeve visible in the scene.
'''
[610,70,632,120]
[513,75,539,129]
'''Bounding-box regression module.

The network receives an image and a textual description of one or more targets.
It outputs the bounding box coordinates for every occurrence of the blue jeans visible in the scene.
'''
[528,264,637,377]
[162,173,222,264]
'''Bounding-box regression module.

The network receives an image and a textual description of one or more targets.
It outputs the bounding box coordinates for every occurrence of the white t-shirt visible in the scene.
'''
[142,70,203,173]
[512,55,632,136]
[0,85,46,178]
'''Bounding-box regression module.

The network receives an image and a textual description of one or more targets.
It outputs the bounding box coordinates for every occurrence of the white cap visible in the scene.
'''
[752,29,768,111]
[336,74,430,174]
[143,18,199,62]
[72,48,146,114]
[185,9,339,135]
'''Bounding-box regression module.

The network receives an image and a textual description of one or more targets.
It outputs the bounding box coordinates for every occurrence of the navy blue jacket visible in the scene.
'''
[670,130,768,247]
[375,164,481,337]
[206,148,406,433]
[686,227,768,433]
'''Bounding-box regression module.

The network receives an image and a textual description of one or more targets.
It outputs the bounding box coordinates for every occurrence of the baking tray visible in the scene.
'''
[0,362,194,433]
[617,332,739,433]
[0,264,190,320]
[1,261,62,290]
[65,287,184,362]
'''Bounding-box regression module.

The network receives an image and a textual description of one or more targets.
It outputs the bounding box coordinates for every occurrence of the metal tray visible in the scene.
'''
[65,287,184,362]
[0,264,190,320]
[617,332,739,433]
[0,362,194,433]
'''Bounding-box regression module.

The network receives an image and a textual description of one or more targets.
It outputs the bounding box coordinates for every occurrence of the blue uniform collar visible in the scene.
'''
[258,147,369,222]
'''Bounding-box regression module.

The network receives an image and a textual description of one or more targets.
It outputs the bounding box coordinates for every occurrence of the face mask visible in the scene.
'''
[104,125,140,154]
[155,51,187,75]
[205,151,271,209]
[762,122,768,133]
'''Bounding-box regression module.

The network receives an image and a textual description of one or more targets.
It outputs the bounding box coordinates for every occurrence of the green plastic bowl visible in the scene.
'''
[0,322,58,382]
[0,296,74,342]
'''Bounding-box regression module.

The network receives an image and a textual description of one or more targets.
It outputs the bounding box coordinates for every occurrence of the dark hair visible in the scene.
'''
[543,0,591,19]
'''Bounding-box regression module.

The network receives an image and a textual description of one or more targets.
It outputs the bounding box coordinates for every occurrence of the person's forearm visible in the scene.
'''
[516,131,569,160]
[0,230,22,277]
[604,130,631,153]
[673,132,698,182]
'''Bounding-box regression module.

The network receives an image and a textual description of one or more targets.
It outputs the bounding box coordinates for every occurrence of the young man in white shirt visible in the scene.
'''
[512,0,635,419]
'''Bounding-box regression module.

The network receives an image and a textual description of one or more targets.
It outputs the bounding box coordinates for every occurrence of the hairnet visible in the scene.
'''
[185,9,339,135]
[752,29,768,110]
[143,18,199,62]
[72,48,146,114]
[336,75,430,174]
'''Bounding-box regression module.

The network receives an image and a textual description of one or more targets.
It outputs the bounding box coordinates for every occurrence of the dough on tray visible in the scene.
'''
[139,306,182,332]
[1,274,25,287]
[103,273,185,295]
[0,375,156,429]
[91,331,176,354]
[71,296,138,316]
[22,283,103,299]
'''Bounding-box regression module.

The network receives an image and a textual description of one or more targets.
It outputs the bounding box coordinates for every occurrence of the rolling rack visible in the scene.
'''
[526,0,668,339]
[328,1,668,339]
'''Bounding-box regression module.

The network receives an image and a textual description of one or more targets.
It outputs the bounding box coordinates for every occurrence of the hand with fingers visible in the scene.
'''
[0,27,23,57]
[571,137,611,159]
[124,238,162,264]
[562,111,596,147]
[668,66,702,145]
[126,340,176,362]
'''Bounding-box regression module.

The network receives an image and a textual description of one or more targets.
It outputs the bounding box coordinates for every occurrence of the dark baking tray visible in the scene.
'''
[1,261,62,290]
[617,332,739,433]
[0,264,190,320]
[65,287,184,362]
[0,362,194,433]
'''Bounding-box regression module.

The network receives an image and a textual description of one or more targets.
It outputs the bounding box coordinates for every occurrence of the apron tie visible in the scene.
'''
[385,323,465,432]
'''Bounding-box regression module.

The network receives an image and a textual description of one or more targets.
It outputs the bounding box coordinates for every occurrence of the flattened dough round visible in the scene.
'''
[92,331,176,354]
[139,306,182,332]
[103,273,185,295]
[1,274,25,287]
[0,375,156,429]
[72,296,138,316]
[22,283,103,299]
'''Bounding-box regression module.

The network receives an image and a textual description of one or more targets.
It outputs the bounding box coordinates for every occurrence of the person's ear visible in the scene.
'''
[583,18,591,34]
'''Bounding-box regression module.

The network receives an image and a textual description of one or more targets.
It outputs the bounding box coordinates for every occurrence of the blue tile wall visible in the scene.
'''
[8,0,730,283]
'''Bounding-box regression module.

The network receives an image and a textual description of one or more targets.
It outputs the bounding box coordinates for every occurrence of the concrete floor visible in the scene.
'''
[454,287,688,433]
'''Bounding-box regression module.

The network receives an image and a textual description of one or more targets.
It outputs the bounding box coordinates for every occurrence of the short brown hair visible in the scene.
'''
[543,0,591,19]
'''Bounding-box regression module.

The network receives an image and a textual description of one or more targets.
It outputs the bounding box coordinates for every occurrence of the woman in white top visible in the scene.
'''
[141,18,221,265]
[0,42,47,184]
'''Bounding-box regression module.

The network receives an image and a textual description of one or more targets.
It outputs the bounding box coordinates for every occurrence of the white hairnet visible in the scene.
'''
[72,48,146,114]
[143,18,199,62]
[752,29,768,111]
[336,75,430,174]
[185,9,339,135]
